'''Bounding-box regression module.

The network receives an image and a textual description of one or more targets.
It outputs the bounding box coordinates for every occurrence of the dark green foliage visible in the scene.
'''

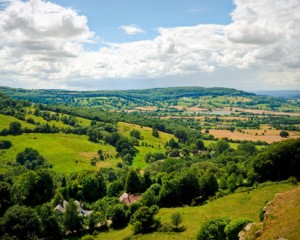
[109,204,128,229]
[171,212,182,226]
[0,181,12,216]
[145,152,165,163]
[125,170,142,194]
[82,173,107,202]
[130,205,160,234]
[199,173,219,200]
[167,138,179,149]
[38,203,64,239]
[63,199,83,233]
[1,205,43,240]
[12,170,55,206]
[179,171,201,205]
[197,218,230,240]
[252,139,300,181]
[0,140,12,149]
[16,148,46,170]
[159,178,181,206]
[130,129,142,139]
[195,139,205,151]
[237,142,256,156]
[116,138,136,158]
[224,219,252,240]
[279,130,289,138]
[9,121,22,135]
[152,128,159,138]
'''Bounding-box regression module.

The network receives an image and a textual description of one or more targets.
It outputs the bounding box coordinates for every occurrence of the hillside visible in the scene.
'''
[94,183,298,240]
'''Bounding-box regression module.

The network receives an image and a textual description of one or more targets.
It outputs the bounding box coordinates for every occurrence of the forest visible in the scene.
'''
[0,87,299,240]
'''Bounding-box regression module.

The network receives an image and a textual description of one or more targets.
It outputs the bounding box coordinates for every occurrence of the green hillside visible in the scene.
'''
[94,183,297,240]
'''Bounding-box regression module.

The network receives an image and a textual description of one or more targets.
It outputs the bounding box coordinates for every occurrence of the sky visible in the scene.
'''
[0,0,299,91]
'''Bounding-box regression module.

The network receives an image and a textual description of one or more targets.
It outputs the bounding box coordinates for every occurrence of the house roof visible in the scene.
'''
[119,192,142,206]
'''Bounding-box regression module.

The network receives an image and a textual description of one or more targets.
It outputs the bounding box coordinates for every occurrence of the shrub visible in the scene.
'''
[171,212,182,226]
[197,218,230,240]
[0,140,12,149]
[225,219,252,240]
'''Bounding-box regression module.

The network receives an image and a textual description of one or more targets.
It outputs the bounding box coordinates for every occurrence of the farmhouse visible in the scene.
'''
[119,192,142,206]
[54,200,93,217]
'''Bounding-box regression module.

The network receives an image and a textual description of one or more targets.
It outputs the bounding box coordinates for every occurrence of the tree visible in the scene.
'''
[280,130,289,138]
[63,199,83,233]
[130,129,142,139]
[38,203,64,239]
[1,205,43,240]
[171,212,182,227]
[179,171,201,204]
[125,170,142,194]
[82,173,107,203]
[152,129,159,138]
[16,147,46,170]
[109,204,128,229]
[195,139,205,151]
[224,219,252,240]
[197,218,230,240]
[12,170,55,206]
[0,140,12,149]
[0,181,12,216]
[130,206,160,234]
[9,121,22,135]
[199,173,219,200]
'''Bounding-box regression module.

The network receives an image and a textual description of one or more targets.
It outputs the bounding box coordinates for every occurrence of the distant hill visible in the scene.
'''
[253,90,300,98]
[0,86,255,104]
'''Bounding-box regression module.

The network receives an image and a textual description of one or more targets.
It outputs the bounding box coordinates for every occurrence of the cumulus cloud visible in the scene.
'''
[119,24,145,35]
[0,0,299,89]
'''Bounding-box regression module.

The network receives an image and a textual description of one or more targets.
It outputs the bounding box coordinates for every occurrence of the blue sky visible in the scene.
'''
[55,0,234,45]
[0,0,299,91]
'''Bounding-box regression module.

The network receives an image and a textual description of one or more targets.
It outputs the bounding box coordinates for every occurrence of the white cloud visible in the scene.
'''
[0,0,299,90]
[119,24,145,35]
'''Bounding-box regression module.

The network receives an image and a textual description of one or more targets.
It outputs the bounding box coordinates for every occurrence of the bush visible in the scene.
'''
[197,218,230,240]
[287,176,298,185]
[225,219,252,240]
[171,212,182,227]
[0,140,12,149]
[130,206,160,234]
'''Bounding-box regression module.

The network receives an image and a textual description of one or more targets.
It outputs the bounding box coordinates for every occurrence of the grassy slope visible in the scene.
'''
[254,186,300,240]
[118,122,175,168]
[0,114,35,129]
[0,133,117,174]
[94,183,296,240]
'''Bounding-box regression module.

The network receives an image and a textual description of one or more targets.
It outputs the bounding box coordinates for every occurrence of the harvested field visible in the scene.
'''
[206,129,300,144]
[226,107,300,116]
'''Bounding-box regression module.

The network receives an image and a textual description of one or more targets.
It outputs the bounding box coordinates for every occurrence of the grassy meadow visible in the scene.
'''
[0,133,117,174]
[118,122,175,168]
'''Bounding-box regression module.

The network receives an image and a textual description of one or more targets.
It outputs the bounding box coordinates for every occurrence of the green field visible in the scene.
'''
[0,114,35,130]
[0,133,117,174]
[118,122,175,168]
[94,183,297,240]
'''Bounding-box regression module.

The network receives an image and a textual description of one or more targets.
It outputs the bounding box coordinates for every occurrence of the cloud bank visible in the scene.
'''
[0,0,299,89]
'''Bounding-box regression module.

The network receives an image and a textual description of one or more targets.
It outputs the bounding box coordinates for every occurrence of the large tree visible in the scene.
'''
[1,205,43,240]
[125,170,142,194]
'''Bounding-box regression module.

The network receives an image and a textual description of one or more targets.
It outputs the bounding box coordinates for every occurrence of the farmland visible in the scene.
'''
[0,86,299,240]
